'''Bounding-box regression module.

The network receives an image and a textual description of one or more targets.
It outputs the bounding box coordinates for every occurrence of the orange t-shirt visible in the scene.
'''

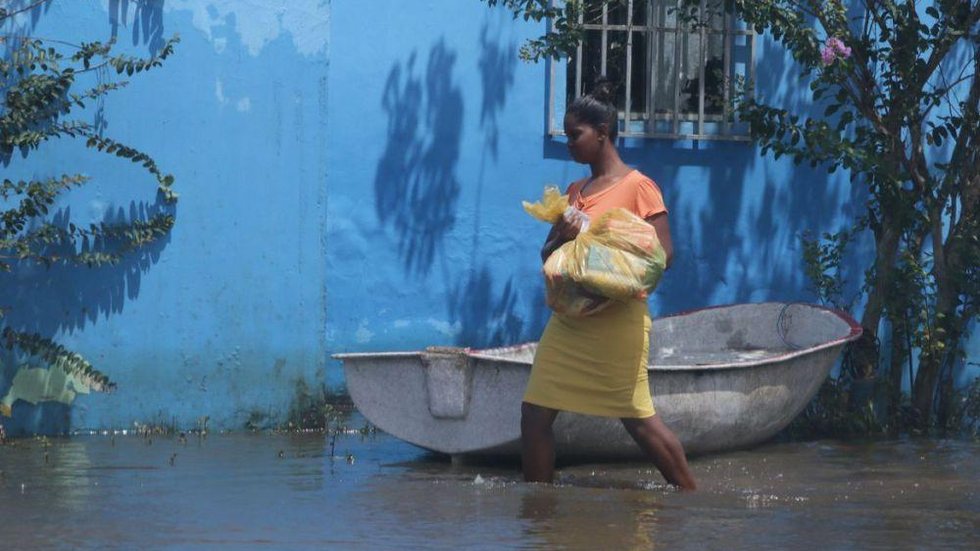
[567,169,668,221]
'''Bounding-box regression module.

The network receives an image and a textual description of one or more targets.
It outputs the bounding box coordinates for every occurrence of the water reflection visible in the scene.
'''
[519,486,663,550]
[0,426,977,549]
[44,439,94,511]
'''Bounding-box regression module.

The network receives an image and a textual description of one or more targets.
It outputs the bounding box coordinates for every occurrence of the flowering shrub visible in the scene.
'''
[820,37,851,66]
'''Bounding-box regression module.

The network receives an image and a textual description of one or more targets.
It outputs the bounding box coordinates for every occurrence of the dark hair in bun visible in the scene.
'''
[567,77,619,140]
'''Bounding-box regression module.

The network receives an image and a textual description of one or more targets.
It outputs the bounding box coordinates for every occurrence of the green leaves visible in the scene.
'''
[106,36,179,76]
[0,35,181,156]
[481,0,591,61]
[802,229,858,311]
[1,30,180,392]
[0,212,176,271]
[0,175,88,241]
[2,328,114,393]
[82,134,178,203]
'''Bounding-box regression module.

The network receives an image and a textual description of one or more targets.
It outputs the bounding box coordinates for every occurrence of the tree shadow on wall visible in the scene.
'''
[374,34,543,349]
[0,1,175,437]
[0,0,51,30]
[374,40,463,278]
[0,198,174,436]
[477,22,516,161]
[447,19,551,350]
[448,268,522,348]
[0,200,174,335]
[447,271,550,349]
[444,21,537,349]
[107,0,166,53]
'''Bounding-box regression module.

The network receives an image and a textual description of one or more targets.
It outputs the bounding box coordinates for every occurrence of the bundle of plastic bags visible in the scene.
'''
[523,186,667,316]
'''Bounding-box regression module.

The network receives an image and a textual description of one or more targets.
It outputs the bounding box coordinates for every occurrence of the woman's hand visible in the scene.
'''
[557,209,588,239]
[541,209,588,263]
[539,221,577,263]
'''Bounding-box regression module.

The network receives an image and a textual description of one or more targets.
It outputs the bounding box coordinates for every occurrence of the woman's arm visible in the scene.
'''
[540,182,585,263]
[541,223,563,263]
[540,216,582,263]
[646,212,674,269]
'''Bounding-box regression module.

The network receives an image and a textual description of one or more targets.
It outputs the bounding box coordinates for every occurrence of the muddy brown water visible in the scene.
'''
[1,414,977,550]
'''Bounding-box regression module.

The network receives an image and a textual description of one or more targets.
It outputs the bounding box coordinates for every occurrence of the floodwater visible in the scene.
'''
[1,415,977,550]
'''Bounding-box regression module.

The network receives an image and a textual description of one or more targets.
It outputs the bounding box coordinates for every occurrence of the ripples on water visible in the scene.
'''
[1,415,977,550]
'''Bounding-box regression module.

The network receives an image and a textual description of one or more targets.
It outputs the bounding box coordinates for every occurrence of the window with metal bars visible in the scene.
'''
[548,0,756,141]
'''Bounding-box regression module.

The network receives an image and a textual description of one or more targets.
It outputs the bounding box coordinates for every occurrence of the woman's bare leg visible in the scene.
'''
[521,402,560,482]
[621,415,697,490]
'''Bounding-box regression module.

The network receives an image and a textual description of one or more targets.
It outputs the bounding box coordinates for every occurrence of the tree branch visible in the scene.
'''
[943,46,980,249]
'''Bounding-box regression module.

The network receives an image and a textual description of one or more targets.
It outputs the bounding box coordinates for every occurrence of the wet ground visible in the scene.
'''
[1,415,977,550]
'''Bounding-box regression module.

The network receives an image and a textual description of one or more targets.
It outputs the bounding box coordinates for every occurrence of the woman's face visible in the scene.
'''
[563,113,605,164]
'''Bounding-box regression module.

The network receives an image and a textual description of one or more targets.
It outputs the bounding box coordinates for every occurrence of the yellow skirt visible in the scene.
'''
[523,299,655,418]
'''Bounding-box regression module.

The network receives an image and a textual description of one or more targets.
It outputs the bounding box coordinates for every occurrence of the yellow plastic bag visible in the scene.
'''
[540,273,614,317]
[522,185,568,224]
[542,208,666,316]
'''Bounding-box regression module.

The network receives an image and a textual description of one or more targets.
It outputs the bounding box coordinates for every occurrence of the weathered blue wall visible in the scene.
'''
[1,0,331,433]
[326,0,870,350]
[1,0,974,434]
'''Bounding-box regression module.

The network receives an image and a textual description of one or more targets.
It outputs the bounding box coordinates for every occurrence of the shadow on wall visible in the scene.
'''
[476,22,516,160]
[101,1,167,135]
[0,0,50,33]
[373,31,543,349]
[619,142,752,314]
[107,0,167,54]
[0,201,174,336]
[446,21,540,349]
[0,3,173,436]
[374,39,463,278]
[0,199,174,436]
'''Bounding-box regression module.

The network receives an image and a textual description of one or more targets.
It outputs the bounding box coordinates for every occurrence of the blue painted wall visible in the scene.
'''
[0,0,974,434]
[2,0,331,433]
[326,0,870,349]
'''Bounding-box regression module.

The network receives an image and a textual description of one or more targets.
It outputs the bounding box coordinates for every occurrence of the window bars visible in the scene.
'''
[549,0,755,141]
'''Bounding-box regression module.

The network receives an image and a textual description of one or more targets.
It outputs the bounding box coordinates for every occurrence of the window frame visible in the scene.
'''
[548,0,756,142]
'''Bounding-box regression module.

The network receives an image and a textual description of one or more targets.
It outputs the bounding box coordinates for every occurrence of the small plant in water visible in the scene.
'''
[244,409,269,432]
[196,416,210,436]
[285,379,354,431]
[359,421,376,436]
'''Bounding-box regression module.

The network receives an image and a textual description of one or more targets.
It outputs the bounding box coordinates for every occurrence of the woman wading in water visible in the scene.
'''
[521,81,697,490]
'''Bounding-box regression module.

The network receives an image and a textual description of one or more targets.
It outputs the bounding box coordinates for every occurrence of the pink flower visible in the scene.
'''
[821,37,851,66]
[820,46,837,65]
